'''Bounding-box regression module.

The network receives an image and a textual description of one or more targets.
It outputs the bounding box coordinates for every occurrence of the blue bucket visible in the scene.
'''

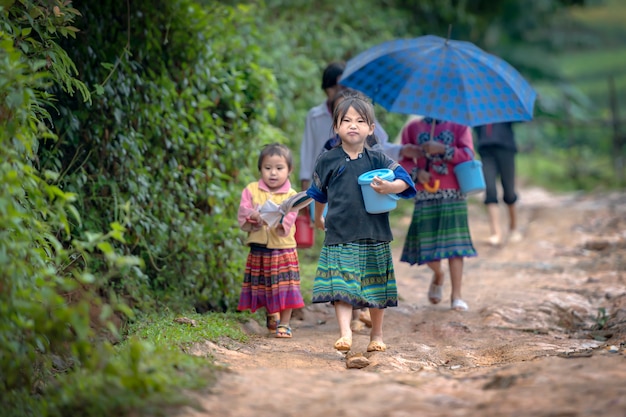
[454,156,486,195]
[357,169,399,214]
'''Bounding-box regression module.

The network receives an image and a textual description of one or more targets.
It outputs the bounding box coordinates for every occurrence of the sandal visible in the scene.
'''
[451,299,469,311]
[428,273,444,304]
[266,313,280,331]
[275,324,292,338]
[334,336,352,352]
[366,340,387,352]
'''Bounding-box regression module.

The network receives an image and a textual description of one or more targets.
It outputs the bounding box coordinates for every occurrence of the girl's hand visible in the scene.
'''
[415,169,431,185]
[370,176,390,194]
[371,176,410,194]
[247,210,263,224]
[421,141,445,155]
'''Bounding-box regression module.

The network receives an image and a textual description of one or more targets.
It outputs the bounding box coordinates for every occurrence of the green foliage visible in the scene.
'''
[25,311,249,417]
[43,341,216,417]
[517,149,614,192]
[218,0,413,157]
[41,310,250,417]
[43,0,280,312]
[2,0,89,101]
[0,2,200,416]
[0,3,94,394]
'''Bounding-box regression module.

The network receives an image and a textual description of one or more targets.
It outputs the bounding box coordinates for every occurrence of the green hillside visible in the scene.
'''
[558,0,626,114]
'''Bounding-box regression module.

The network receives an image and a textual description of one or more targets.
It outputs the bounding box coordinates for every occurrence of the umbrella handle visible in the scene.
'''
[425,118,437,169]
[423,179,440,193]
[429,118,436,141]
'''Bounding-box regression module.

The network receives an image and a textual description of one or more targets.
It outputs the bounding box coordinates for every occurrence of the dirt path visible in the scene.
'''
[177,187,626,417]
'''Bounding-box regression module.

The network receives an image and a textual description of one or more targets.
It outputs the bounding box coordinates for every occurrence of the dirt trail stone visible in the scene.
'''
[175,187,626,417]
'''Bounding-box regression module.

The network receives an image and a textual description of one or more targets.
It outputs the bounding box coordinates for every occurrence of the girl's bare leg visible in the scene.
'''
[369,307,385,343]
[335,301,353,340]
[487,203,502,245]
[279,308,292,328]
[426,260,445,304]
[427,260,445,285]
[507,203,523,242]
[448,256,464,301]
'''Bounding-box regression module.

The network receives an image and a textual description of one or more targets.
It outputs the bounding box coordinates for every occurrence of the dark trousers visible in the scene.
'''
[479,146,517,205]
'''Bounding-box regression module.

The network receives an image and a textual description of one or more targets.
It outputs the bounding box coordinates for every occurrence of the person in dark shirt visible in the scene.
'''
[306,93,416,353]
[474,122,522,246]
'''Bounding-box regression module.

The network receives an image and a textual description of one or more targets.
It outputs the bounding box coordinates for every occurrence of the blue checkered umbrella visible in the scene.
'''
[339,35,536,127]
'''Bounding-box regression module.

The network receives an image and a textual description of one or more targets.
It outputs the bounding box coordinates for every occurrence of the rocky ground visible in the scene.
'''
[175,187,626,417]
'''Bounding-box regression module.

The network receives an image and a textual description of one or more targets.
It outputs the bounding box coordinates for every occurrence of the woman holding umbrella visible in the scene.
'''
[398,117,478,311]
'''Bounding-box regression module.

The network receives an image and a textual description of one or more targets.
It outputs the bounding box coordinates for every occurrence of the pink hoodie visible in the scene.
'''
[398,119,475,191]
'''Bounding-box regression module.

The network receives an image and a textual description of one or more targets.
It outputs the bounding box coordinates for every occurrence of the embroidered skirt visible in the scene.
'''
[312,239,398,309]
[400,191,477,265]
[237,245,305,314]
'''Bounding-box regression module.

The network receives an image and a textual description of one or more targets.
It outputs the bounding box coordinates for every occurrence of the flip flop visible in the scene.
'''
[334,336,352,352]
[366,340,387,352]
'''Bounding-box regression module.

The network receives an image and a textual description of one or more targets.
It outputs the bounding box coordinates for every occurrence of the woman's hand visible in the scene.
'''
[421,141,445,155]
[415,169,431,185]
[399,143,423,159]
[415,169,439,192]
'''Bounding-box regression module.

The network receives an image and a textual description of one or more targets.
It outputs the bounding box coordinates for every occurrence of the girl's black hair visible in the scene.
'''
[257,143,293,171]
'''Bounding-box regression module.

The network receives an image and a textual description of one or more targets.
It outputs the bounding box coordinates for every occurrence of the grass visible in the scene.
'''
[121,310,251,349]
[517,150,617,192]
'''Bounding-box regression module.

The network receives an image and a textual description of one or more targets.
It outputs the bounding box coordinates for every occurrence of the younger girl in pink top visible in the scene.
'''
[237,143,305,338]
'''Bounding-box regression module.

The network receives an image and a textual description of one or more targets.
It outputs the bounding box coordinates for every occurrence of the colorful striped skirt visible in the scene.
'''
[400,193,477,266]
[237,245,305,314]
[312,239,398,309]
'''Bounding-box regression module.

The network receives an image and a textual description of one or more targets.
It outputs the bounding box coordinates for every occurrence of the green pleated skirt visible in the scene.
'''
[400,194,477,266]
[311,239,397,309]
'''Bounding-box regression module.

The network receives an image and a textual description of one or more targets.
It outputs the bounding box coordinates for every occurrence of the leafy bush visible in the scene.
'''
[1,0,278,414]
[0,3,137,414]
[42,0,280,312]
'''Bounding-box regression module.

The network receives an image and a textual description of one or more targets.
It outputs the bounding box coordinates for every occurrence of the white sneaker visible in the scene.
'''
[487,234,502,246]
[509,230,523,243]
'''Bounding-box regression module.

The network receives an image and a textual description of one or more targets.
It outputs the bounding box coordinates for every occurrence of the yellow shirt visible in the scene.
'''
[239,180,298,249]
